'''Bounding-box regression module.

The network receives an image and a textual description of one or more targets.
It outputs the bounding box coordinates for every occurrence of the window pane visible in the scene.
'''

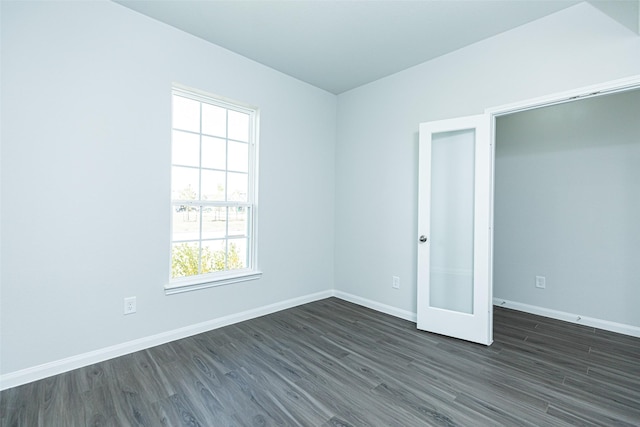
[171,242,200,278]
[430,129,475,314]
[228,238,247,270]
[172,205,200,242]
[201,240,226,273]
[228,141,248,172]
[227,172,248,202]
[202,207,227,239]
[172,166,199,201]
[170,87,257,284]
[201,169,226,201]
[172,130,200,167]
[201,136,226,170]
[228,206,248,236]
[202,103,226,137]
[228,110,249,142]
[173,95,200,132]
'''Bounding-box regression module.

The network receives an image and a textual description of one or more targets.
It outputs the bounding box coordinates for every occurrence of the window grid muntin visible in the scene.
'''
[197,100,203,275]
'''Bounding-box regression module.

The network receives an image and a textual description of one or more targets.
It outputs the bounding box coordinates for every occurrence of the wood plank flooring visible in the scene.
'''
[2,297,639,426]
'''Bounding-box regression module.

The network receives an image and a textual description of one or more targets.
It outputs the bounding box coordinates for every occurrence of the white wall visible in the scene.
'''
[494,89,640,327]
[335,3,640,316]
[0,1,336,376]
[2,0,640,383]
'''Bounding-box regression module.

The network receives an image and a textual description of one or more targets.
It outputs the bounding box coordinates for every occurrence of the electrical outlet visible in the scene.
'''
[392,276,400,289]
[535,276,546,289]
[124,297,137,315]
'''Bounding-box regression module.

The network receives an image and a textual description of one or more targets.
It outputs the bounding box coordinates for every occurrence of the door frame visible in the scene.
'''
[486,75,640,119]
[485,74,640,330]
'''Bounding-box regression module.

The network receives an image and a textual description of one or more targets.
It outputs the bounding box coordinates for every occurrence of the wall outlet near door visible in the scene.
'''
[392,276,400,289]
[535,276,546,289]
[124,296,137,315]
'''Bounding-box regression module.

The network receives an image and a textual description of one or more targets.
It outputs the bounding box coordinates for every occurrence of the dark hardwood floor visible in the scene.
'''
[2,297,639,426]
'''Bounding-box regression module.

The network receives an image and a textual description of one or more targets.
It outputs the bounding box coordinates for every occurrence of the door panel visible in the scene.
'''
[417,115,492,345]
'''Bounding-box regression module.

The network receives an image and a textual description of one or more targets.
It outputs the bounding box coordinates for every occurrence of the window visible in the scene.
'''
[167,85,260,294]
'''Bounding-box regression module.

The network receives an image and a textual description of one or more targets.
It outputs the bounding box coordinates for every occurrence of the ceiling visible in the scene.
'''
[115,1,630,94]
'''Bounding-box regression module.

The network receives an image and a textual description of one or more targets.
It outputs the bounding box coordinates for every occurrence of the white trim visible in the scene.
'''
[333,290,417,322]
[0,290,332,391]
[165,270,262,295]
[172,83,258,113]
[493,298,640,338]
[485,74,640,117]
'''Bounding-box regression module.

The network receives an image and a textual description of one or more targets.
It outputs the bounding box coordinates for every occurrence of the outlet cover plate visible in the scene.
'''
[124,297,137,315]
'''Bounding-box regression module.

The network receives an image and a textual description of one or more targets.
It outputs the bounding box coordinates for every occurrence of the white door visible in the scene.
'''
[417,114,492,345]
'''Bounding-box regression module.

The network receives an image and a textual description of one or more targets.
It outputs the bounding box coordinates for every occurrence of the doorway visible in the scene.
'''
[489,76,640,337]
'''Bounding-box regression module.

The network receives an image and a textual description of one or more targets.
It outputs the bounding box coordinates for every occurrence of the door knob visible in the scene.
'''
[419,235,427,243]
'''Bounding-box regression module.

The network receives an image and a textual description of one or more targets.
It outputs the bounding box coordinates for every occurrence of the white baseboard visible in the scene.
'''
[334,291,417,322]
[493,298,640,338]
[10,291,635,391]
[0,290,333,391]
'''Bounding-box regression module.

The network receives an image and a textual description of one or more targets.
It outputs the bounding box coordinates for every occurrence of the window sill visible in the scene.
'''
[165,270,262,295]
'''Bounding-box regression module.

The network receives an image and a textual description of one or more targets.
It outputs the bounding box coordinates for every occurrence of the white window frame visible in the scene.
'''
[166,84,261,295]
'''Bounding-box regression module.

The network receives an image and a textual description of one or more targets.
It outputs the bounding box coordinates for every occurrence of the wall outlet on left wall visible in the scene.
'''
[124,297,137,315]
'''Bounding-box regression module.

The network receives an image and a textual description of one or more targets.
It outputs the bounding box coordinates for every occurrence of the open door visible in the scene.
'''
[417,114,492,345]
